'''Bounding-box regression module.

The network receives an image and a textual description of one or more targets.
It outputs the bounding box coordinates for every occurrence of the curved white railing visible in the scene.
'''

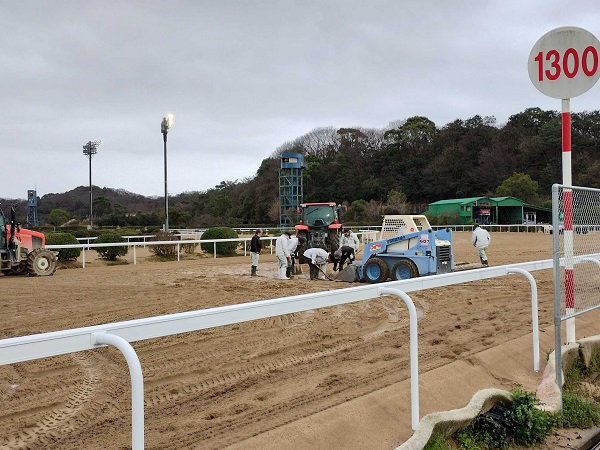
[0,258,561,449]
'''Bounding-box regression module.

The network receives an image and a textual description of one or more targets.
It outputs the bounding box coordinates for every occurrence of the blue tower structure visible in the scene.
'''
[27,189,38,226]
[279,153,304,227]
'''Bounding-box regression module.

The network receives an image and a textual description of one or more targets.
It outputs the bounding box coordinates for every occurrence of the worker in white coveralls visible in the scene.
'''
[286,235,306,278]
[275,231,292,280]
[303,247,330,280]
[471,223,491,267]
[340,228,360,253]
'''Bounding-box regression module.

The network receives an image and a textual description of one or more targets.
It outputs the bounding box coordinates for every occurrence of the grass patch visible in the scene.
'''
[426,351,600,450]
[451,388,555,449]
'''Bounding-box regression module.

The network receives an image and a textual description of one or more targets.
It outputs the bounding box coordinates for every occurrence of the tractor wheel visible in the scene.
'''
[391,259,418,280]
[328,230,341,253]
[10,262,29,276]
[363,257,389,284]
[27,248,58,277]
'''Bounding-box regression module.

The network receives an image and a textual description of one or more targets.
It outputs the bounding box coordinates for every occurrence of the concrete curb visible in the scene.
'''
[395,389,512,450]
[397,335,600,450]
[536,342,579,412]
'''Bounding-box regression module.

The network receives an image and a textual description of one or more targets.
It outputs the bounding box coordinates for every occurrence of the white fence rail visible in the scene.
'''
[48,231,378,268]
[0,258,560,449]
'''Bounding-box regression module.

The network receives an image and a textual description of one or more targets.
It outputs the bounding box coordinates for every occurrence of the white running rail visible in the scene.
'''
[0,258,562,448]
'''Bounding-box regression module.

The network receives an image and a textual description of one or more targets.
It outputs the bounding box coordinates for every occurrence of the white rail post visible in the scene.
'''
[378,287,420,430]
[92,332,144,450]
[506,268,540,372]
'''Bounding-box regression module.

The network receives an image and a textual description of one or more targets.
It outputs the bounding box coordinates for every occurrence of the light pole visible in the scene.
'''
[82,140,101,228]
[161,114,174,231]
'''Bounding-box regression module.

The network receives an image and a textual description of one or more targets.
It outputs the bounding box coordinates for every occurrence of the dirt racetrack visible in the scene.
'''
[0,231,584,449]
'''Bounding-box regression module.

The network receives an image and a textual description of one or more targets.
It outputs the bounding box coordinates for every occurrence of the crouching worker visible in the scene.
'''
[330,245,355,271]
[303,247,330,280]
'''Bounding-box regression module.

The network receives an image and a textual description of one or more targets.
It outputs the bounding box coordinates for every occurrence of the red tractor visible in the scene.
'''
[294,202,344,253]
[0,205,57,276]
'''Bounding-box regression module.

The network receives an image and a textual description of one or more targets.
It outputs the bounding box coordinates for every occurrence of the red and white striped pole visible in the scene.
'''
[561,98,575,343]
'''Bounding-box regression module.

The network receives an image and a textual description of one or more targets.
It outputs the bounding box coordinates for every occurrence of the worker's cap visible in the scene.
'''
[473,224,479,230]
[343,228,350,233]
[284,231,292,236]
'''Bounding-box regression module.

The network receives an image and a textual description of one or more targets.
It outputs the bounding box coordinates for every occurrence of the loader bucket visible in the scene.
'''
[335,264,359,282]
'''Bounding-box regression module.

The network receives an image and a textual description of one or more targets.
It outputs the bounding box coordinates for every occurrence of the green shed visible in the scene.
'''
[424,196,551,225]
[425,197,493,225]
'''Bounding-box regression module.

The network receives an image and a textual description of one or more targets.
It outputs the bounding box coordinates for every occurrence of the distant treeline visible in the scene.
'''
[2,107,598,228]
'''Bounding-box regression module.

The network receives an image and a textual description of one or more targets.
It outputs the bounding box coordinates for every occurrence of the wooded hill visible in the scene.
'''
[2,107,599,228]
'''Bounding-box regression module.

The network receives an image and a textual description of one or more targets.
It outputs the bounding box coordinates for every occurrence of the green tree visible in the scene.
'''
[383,116,437,148]
[345,199,369,223]
[93,196,112,217]
[210,193,233,218]
[95,232,128,261]
[45,232,81,261]
[384,189,408,214]
[200,227,239,256]
[168,207,192,228]
[496,172,539,203]
[48,208,73,226]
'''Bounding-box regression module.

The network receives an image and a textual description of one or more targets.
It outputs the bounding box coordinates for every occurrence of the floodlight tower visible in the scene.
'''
[161,114,174,231]
[82,140,101,227]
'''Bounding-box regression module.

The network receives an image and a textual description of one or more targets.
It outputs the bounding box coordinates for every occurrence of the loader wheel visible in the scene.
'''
[27,248,58,277]
[391,259,418,280]
[363,257,389,284]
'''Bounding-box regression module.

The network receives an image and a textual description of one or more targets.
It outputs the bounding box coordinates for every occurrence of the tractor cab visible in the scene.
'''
[294,202,343,252]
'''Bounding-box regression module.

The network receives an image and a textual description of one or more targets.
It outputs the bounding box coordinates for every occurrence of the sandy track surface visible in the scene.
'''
[0,231,562,449]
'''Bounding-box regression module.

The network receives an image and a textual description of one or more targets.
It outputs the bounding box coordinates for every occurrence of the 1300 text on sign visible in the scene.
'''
[528,26,600,99]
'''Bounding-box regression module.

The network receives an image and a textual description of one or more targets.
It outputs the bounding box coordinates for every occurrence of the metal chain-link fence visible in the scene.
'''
[552,184,600,319]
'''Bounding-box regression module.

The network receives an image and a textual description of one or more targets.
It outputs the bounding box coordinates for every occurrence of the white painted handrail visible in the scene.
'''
[0,258,559,447]
[92,332,144,450]
[507,268,540,372]
[378,287,420,430]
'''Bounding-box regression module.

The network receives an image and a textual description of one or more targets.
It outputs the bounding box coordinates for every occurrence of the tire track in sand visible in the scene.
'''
[2,352,103,449]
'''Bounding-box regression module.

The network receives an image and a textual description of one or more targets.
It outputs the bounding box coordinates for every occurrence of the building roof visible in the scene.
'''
[428,197,490,206]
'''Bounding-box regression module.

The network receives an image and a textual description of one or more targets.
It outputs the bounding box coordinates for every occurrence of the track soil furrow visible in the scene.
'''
[0,233,559,449]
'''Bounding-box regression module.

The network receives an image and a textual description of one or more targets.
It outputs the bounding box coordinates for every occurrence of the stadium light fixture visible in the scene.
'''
[82,140,101,228]
[161,114,174,231]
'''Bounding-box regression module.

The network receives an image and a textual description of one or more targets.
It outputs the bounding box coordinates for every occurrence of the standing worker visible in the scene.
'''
[303,247,330,280]
[250,228,262,277]
[275,231,292,280]
[287,235,306,278]
[340,228,360,254]
[472,224,491,266]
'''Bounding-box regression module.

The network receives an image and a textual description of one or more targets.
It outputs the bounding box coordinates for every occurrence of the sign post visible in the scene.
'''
[528,26,600,344]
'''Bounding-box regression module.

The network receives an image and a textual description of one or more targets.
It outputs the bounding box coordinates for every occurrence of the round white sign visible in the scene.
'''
[528,26,600,99]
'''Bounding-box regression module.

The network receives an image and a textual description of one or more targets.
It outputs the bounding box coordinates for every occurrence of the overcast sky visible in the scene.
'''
[3,1,600,200]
